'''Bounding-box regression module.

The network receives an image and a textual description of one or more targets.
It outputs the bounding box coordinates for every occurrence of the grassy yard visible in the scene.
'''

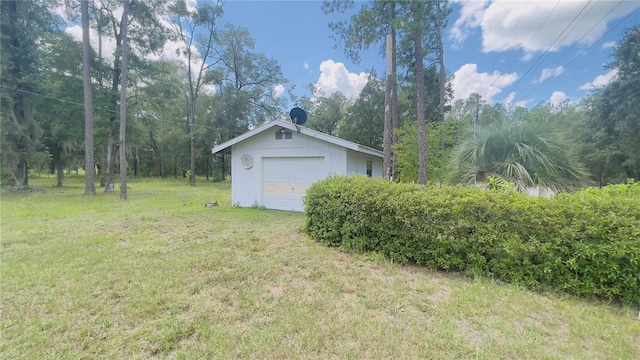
[1,176,639,359]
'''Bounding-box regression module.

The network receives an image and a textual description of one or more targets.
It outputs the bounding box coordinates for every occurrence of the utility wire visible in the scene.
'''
[502,1,561,76]
[487,2,530,73]
[515,2,632,102]
[0,84,119,114]
[551,0,598,53]
[504,0,593,98]
[0,83,266,136]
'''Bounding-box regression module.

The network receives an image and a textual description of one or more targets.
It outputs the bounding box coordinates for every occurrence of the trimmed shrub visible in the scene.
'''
[304,176,640,305]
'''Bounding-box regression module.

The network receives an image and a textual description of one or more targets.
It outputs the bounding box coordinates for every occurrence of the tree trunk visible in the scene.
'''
[5,1,31,187]
[105,133,115,191]
[17,149,29,187]
[474,94,480,137]
[119,0,129,200]
[81,0,96,195]
[436,0,447,121]
[189,100,196,186]
[96,16,105,189]
[221,154,226,180]
[383,34,393,180]
[105,10,123,193]
[160,142,165,179]
[436,1,447,154]
[390,28,399,181]
[105,64,119,193]
[56,158,64,187]
[415,35,428,185]
[97,163,105,187]
[135,147,139,177]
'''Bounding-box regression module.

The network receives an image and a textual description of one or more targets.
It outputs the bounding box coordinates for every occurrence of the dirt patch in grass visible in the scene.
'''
[454,318,490,348]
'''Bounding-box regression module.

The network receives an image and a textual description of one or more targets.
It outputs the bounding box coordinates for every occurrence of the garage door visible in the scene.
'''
[263,157,325,211]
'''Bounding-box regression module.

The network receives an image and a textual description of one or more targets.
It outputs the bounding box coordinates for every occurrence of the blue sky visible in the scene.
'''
[218,0,640,108]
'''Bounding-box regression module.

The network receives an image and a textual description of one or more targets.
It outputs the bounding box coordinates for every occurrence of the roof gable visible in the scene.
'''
[211,119,382,158]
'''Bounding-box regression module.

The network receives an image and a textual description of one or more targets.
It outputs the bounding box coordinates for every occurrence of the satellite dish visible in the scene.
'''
[289,107,307,125]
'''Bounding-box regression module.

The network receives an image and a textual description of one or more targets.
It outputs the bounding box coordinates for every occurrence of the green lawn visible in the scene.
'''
[1,176,639,359]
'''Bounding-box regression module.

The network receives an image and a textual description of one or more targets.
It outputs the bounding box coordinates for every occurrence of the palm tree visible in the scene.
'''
[448,118,591,192]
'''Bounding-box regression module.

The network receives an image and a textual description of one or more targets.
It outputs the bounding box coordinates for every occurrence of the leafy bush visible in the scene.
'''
[304,176,640,305]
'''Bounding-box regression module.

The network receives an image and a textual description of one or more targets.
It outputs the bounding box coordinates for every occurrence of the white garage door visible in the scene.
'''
[263,157,325,211]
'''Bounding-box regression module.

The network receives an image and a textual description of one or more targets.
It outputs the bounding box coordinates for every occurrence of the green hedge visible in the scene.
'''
[304,176,640,305]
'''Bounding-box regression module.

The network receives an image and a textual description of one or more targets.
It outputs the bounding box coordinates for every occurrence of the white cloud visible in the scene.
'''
[153,17,207,67]
[66,12,182,65]
[451,1,640,53]
[141,17,211,84]
[502,92,532,108]
[65,25,118,61]
[579,69,618,90]
[450,0,489,44]
[514,99,532,108]
[272,84,285,98]
[536,66,565,83]
[65,24,82,39]
[503,92,516,104]
[549,91,569,105]
[185,0,198,12]
[50,4,70,22]
[149,37,202,67]
[200,84,216,96]
[520,53,533,62]
[62,1,225,98]
[601,41,616,50]
[452,63,518,103]
[314,60,369,99]
[303,61,310,71]
[66,16,213,92]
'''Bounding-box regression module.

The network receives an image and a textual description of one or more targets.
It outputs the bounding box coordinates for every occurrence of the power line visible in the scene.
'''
[515,2,632,102]
[487,2,530,73]
[551,0,599,52]
[502,1,561,76]
[522,2,640,102]
[0,83,272,135]
[504,0,593,98]
[0,84,119,114]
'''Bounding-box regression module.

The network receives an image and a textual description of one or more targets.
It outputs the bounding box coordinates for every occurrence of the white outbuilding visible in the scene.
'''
[211,119,383,212]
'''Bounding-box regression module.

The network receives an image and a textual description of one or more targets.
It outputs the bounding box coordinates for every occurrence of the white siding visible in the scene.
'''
[222,124,384,212]
[230,129,347,210]
[346,149,383,177]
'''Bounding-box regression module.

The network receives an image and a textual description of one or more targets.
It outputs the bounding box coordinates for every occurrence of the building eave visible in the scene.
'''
[211,119,383,158]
